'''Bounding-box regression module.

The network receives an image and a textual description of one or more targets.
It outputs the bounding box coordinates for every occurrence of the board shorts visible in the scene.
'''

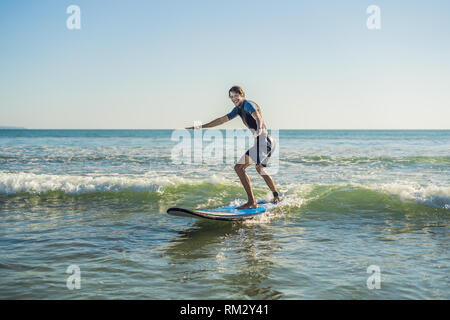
[245,133,275,167]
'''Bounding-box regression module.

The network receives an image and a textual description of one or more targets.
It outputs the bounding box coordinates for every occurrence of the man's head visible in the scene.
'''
[229,86,245,107]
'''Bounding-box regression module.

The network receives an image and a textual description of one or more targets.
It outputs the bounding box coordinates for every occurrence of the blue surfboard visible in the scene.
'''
[167,200,276,221]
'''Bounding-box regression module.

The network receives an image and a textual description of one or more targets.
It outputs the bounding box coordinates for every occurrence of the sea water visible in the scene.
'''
[0,129,448,299]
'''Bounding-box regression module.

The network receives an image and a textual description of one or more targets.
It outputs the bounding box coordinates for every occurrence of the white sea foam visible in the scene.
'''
[372,182,450,210]
[1,171,448,210]
[242,184,312,224]
[0,171,236,195]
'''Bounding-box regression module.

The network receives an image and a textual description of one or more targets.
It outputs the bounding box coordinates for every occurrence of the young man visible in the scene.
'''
[186,86,281,209]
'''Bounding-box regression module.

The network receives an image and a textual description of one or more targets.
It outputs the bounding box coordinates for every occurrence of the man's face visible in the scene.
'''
[229,92,244,106]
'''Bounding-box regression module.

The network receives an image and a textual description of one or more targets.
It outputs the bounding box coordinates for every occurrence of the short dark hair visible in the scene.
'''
[228,86,245,97]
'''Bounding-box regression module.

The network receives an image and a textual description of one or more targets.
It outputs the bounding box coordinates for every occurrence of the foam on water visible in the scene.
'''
[0,171,234,195]
[0,172,449,211]
[374,182,450,210]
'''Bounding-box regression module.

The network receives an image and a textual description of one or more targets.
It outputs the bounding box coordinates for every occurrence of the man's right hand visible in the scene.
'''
[185,125,201,130]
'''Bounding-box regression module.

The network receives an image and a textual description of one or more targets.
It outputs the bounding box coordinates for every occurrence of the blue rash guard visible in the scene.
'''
[226,100,274,167]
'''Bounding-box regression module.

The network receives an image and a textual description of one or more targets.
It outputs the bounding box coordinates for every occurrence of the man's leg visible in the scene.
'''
[234,154,257,209]
[256,164,281,203]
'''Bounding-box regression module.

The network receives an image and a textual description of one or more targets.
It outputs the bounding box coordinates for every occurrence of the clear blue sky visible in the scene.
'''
[1,0,449,129]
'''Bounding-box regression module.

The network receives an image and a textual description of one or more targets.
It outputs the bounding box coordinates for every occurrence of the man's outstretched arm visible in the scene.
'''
[185,115,229,129]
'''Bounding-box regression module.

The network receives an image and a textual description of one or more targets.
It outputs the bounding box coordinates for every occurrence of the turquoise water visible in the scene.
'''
[0,129,449,299]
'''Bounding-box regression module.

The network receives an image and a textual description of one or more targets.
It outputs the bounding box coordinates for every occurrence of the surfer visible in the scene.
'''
[186,86,281,209]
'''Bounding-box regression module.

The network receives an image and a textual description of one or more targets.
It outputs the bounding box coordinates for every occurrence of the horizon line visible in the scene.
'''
[1,128,449,131]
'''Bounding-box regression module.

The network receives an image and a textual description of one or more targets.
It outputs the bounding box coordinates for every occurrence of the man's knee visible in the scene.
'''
[255,164,265,175]
[256,164,271,176]
[234,163,246,173]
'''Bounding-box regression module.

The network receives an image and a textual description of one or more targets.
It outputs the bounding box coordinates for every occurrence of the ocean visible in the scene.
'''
[0,129,448,299]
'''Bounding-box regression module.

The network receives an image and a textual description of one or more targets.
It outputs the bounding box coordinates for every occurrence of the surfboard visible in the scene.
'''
[167,200,276,221]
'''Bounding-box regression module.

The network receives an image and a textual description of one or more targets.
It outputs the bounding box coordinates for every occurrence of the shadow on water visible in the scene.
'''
[165,220,284,299]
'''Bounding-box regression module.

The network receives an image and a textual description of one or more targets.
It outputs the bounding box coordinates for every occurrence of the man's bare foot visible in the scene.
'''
[237,201,257,209]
